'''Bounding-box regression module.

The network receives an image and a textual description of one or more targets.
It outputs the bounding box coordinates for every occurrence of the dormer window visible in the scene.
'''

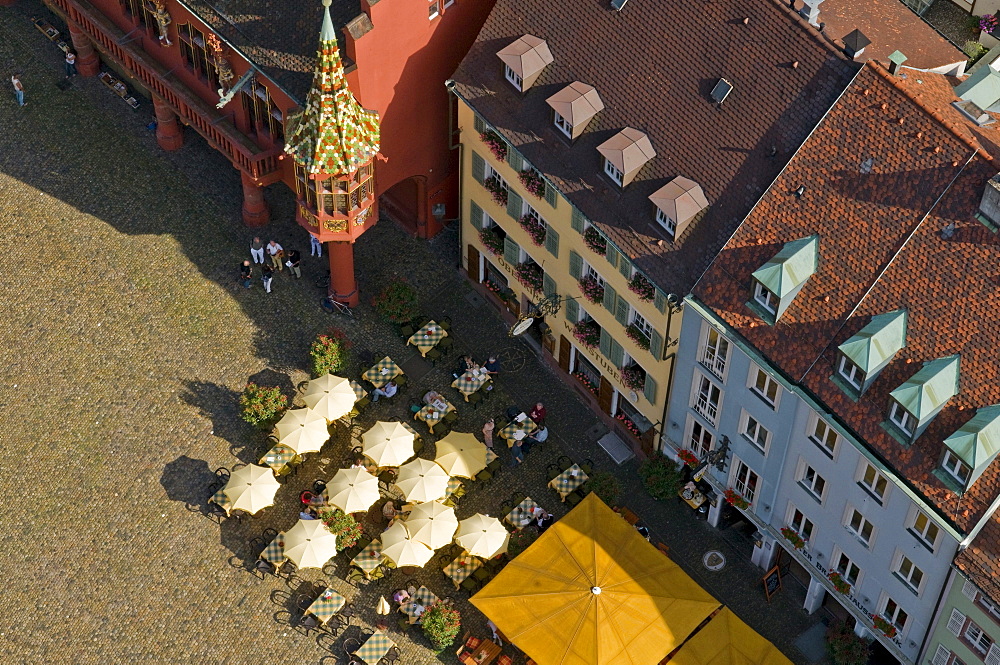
[497,35,553,93]
[838,356,864,390]
[885,354,960,445]
[603,158,624,186]
[941,450,972,487]
[546,82,604,140]
[596,128,655,188]
[748,235,818,323]
[888,400,917,437]
[941,404,1000,488]
[655,208,675,237]
[649,176,708,241]
[752,280,777,314]
[504,64,522,91]
[554,111,573,138]
[835,310,907,398]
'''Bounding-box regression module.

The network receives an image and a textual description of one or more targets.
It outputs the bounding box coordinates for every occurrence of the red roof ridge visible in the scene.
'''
[767,0,853,64]
[865,61,992,162]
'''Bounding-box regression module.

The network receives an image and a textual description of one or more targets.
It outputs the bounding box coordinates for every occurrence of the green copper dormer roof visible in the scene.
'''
[890,354,960,421]
[955,65,1000,114]
[944,405,1000,484]
[751,234,819,298]
[284,0,380,175]
[839,310,908,374]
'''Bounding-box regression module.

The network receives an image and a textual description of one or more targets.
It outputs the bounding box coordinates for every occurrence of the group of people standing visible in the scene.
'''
[11,51,78,109]
[240,236,318,292]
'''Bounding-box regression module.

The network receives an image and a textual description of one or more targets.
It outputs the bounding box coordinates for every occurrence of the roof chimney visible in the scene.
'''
[977,174,1000,231]
[798,0,824,27]
[888,50,908,76]
[842,29,870,60]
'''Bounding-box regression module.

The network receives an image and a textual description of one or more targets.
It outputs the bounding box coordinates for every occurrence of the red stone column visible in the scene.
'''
[240,172,271,227]
[152,95,184,151]
[327,241,359,307]
[67,22,100,76]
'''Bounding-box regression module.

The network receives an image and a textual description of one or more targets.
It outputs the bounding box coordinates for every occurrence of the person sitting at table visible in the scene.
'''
[351,457,367,469]
[505,405,521,421]
[299,510,318,520]
[382,500,400,523]
[452,355,476,378]
[487,619,503,646]
[529,402,547,427]
[392,588,411,604]
[484,356,500,377]
[535,509,555,533]
[423,390,441,405]
[510,436,525,466]
[521,426,548,454]
[371,379,397,402]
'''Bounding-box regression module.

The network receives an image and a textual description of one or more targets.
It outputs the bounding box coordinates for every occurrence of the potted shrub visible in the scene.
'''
[483,176,508,206]
[318,507,363,551]
[585,471,621,504]
[518,214,546,246]
[572,319,601,349]
[677,449,699,467]
[723,488,750,510]
[479,227,504,255]
[239,382,287,429]
[638,454,682,500]
[619,365,645,391]
[518,169,546,198]
[371,278,420,325]
[583,226,607,254]
[422,601,462,651]
[780,527,806,550]
[827,570,851,595]
[309,329,351,377]
[826,622,871,665]
[515,262,543,292]
[578,276,604,304]
[625,323,650,350]
[628,273,655,301]
[480,130,507,161]
[507,527,539,557]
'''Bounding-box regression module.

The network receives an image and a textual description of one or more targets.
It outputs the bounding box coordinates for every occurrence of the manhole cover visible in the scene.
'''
[703,550,726,571]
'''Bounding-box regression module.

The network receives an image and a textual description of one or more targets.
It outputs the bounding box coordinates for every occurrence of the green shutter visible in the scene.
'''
[654,289,667,313]
[508,150,523,171]
[544,183,557,208]
[599,328,612,359]
[604,283,617,314]
[571,208,585,233]
[649,329,663,360]
[615,297,629,326]
[566,298,579,322]
[606,244,619,268]
[609,339,625,368]
[507,190,523,220]
[472,151,485,184]
[542,272,556,298]
[474,114,485,134]
[619,258,632,279]
[470,201,484,231]
[545,225,559,258]
[643,372,658,403]
[503,236,520,265]
[569,250,583,280]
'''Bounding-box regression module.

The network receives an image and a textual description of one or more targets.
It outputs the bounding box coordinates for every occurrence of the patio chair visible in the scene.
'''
[460,577,481,593]
[472,566,490,582]
[381,646,402,665]
[475,468,493,482]
[433,423,452,438]
[438,336,454,353]
[545,463,561,481]
[413,437,425,455]
[467,391,483,409]
[394,374,408,388]
[443,410,459,424]
[487,458,501,473]
[565,490,585,508]
[400,324,415,339]
[396,617,412,632]
[213,466,231,489]
[580,458,594,475]
[346,568,368,586]
[426,348,443,365]
[253,558,276,577]
[439,316,452,331]
[331,602,354,631]
[413,316,431,330]
[343,638,362,659]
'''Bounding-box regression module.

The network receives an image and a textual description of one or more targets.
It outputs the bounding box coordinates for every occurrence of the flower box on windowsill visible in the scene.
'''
[583,227,607,255]
[619,365,645,392]
[723,488,749,510]
[515,263,543,292]
[572,320,601,349]
[780,527,806,550]
[626,324,651,350]
[519,169,546,198]
[480,130,508,161]
[579,276,604,304]
[483,176,508,206]
[677,449,699,467]
[518,214,546,246]
[871,614,897,639]
[827,570,851,595]
[573,371,599,396]
[628,273,655,302]
[615,412,641,438]
[479,228,503,256]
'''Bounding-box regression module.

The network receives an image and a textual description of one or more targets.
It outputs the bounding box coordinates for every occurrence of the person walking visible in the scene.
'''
[11,73,25,107]
[266,239,283,271]
[64,51,77,78]
[261,263,273,293]
[286,248,302,279]
[309,234,323,257]
[482,418,495,449]
[239,260,253,289]
[249,236,264,264]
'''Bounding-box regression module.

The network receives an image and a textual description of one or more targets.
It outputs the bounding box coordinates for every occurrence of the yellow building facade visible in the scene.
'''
[456,100,683,457]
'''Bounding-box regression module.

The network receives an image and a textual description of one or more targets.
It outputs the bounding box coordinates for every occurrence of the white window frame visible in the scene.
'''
[428,0,440,19]
[732,459,759,505]
[980,596,1000,623]
[739,410,771,454]
[908,508,941,551]
[893,553,924,594]
[845,506,875,547]
[584,261,606,287]
[655,208,677,237]
[504,65,522,91]
[889,400,917,436]
[630,310,653,338]
[753,280,777,314]
[700,326,730,380]
[932,645,952,665]
[966,621,993,654]
[787,504,815,543]
[553,111,573,138]
[749,365,781,409]
[882,596,909,634]
[687,417,714,459]
[692,373,722,426]
[485,163,508,192]
[833,549,861,586]
[521,200,541,224]
[798,461,827,503]
[809,415,838,457]
[838,354,865,390]
[941,450,971,487]
[603,158,624,186]
[858,462,889,503]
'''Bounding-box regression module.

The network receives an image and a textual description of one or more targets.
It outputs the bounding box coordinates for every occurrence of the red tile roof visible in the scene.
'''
[957,516,1000,600]
[451,0,857,296]
[693,61,1000,534]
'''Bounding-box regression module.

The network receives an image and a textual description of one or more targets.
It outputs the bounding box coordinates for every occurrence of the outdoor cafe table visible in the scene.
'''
[259,443,297,476]
[351,538,384,578]
[210,487,233,516]
[443,554,482,589]
[505,496,541,528]
[364,356,402,389]
[451,368,491,401]
[354,629,396,664]
[485,448,497,465]
[400,585,439,623]
[499,415,538,447]
[548,464,589,501]
[460,638,502,665]
[261,531,286,568]
[414,398,456,434]
[350,379,367,402]
[305,587,346,625]
[407,321,448,357]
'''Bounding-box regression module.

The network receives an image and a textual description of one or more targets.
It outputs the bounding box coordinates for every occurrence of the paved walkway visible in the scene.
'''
[0,3,826,663]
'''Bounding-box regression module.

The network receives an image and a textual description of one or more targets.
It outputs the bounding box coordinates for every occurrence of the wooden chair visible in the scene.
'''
[438,336,454,354]
[656,542,670,558]
[557,455,574,469]
[460,576,481,593]
[580,458,594,475]
[426,348,443,364]
[467,391,484,409]
[443,410,459,424]
[399,324,415,339]
[565,491,584,508]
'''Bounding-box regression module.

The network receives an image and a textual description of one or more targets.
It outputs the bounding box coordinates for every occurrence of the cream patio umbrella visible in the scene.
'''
[404,500,459,550]
[395,457,450,503]
[380,521,436,568]
[302,374,357,422]
[221,463,281,515]
[324,466,380,514]
[362,421,416,468]
[274,408,329,454]
[434,431,488,478]
[283,518,339,569]
[455,513,509,558]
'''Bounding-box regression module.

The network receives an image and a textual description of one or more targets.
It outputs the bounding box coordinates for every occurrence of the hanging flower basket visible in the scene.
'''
[519,214,546,246]
[677,449,699,467]
[480,130,508,162]
[483,176,508,206]
[626,324,651,350]
[871,615,897,639]
[519,169,546,198]
[515,262,543,292]
[583,226,607,254]
[723,488,750,510]
[479,228,504,256]
[628,273,655,301]
[780,527,806,550]
[827,571,851,595]
[616,412,641,437]
[573,371,599,395]
[572,320,601,349]
[579,276,604,304]
[619,365,645,392]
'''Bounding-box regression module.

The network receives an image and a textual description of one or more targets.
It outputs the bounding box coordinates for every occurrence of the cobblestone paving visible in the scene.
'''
[0,3,825,663]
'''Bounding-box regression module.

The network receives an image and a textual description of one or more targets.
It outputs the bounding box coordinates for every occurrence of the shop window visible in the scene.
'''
[573,353,601,392]
[616,395,652,438]
[178,23,219,90]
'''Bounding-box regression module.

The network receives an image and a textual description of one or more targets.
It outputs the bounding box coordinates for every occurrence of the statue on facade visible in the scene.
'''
[207,34,235,96]
[147,0,172,46]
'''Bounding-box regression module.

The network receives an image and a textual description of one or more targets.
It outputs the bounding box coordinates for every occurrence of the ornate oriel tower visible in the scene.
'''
[285,0,381,306]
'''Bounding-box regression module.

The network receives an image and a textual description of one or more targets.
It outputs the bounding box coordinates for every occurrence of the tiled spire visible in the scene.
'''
[284,0,380,175]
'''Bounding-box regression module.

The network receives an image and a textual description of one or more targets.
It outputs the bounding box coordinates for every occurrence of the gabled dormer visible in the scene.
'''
[496,35,553,93]
[596,128,655,188]
[834,310,907,398]
[545,82,604,140]
[939,404,1000,491]
[885,354,960,445]
[748,235,818,323]
[648,176,708,240]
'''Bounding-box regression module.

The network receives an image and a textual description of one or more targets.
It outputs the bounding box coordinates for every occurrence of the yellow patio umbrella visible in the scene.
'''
[362,421,415,468]
[302,374,357,422]
[395,457,450,503]
[324,467,380,514]
[455,513,509,558]
[221,463,281,515]
[434,431,488,478]
[472,494,722,665]
[283,518,339,569]
[274,408,329,454]
[668,607,794,665]
[380,521,435,568]
[404,500,459,550]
